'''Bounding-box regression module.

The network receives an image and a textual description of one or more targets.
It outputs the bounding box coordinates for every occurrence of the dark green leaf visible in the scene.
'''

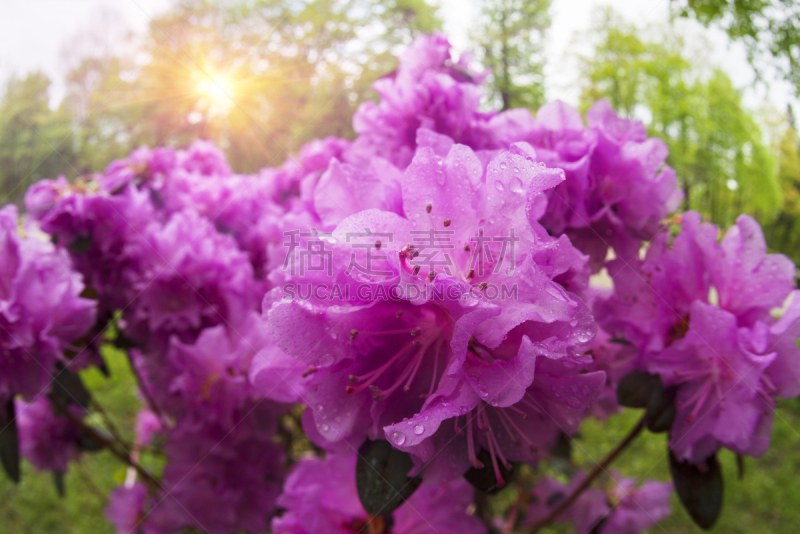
[0,399,20,483]
[53,471,66,497]
[464,448,515,494]
[669,450,723,530]
[68,235,92,254]
[49,363,91,410]
[355,439,422,517]
[78,434,105,452]
[645,384,677,433]
[736,454,745,480]
[551,431,573,462]
[617,370,662,408]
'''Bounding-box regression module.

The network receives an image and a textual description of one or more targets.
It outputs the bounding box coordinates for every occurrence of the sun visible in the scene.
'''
[195,72,236,112]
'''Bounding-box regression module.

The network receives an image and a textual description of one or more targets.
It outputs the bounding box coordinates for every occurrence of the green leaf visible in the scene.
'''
[645,383,677,433]
[49,363,91,410]
[78,433,105,452]
[0,398,20,483]
[669,450,723,530]
[355,439,422,517]
[464,448,516,494]
[617,370,662,408]
[53,471,66,497]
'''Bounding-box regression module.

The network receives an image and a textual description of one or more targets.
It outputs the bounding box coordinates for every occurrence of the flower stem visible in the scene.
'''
[528,414,646,533]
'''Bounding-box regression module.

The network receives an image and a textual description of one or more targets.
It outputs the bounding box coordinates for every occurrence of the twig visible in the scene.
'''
[528,414,646,533]
[56,400,160,488]
[90,396,130,450]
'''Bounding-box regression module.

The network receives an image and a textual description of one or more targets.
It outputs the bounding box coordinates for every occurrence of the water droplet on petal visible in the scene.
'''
[391,431,406,445]
[494,180,505,191]
[320,423,330,432]
[414,424,424,435]
[510,177,524,193]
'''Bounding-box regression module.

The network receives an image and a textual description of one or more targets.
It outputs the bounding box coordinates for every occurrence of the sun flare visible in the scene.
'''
[195,73,235,110]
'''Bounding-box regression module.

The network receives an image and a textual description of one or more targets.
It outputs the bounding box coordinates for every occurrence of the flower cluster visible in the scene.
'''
[272,452,484,534]
[24,142,293,533]
[0,205,96,406]
[4,30,799,534]
[597,211,800,463]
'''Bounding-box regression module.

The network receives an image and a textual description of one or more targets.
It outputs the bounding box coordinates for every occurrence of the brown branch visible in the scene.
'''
[527,414,647,533]
[56,400,160,488]
[90,396,130,450]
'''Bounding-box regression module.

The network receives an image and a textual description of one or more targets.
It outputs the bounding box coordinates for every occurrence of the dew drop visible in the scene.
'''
[319,353,335,367]
[494,180,505,191]
[414,424,425,435]
[391,431,406,445]
[510,177,524,193]
[316,404,324,412]
[500,161,507,170]
[320,423,330,432]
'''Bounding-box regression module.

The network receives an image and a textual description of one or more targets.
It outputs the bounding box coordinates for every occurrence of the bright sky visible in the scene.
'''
[0,0,796,116]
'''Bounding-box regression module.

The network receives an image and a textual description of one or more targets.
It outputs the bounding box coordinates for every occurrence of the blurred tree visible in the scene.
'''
[60,0,442,174]
[0,73,76,205]
[764,106,800,262]
[472,0,551,111]
[579,9,781,228]
[64,55,141,175]
[671,0,800,95]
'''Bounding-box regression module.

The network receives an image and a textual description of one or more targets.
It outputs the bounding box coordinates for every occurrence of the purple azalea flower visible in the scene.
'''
[0,205,96,402]
[268,140,601,484]
[16,396,84,474]
[149,405,286,534]
[649,301,779,462]
[106,483,147,534]
[349,32,494,168]
[498,100,682,270]
[272,452,486,534]
[527,471,671,534]
[597,211,800,462]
